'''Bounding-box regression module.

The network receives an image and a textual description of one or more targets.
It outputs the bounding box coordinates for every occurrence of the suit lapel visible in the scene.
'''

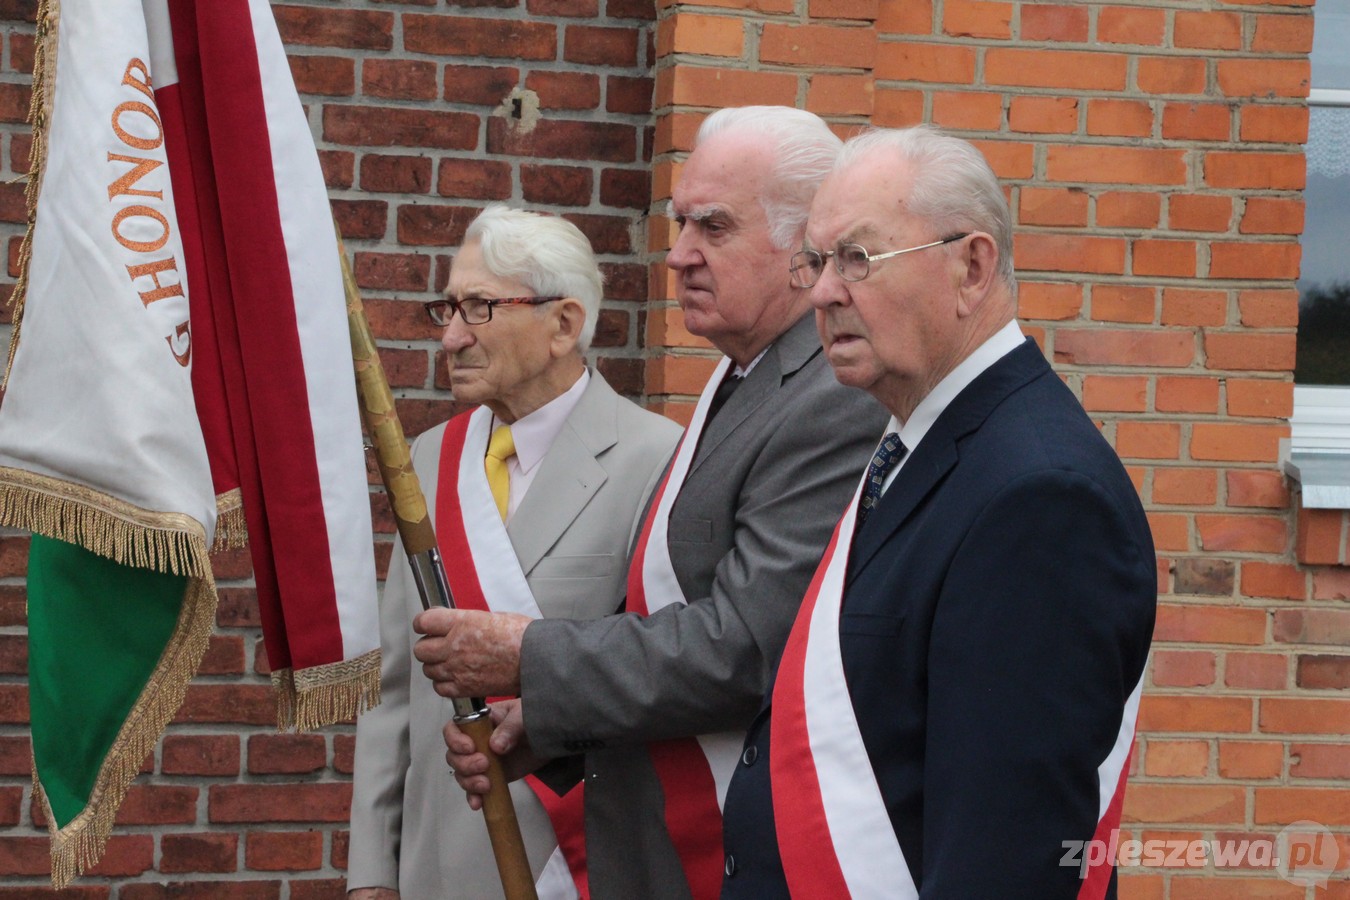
[508,370,615,576]
[687,361,774,475]
[687,313,823,479]
[847,339,1050,580]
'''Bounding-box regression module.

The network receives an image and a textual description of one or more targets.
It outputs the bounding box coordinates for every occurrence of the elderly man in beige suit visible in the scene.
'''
[347,206,681,900]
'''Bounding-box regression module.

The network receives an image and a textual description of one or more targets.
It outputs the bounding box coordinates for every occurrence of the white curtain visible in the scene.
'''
[1307,105,1350,180]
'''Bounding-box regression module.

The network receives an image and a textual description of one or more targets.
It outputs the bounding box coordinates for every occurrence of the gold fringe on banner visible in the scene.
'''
[0,467,210,579]
[270,667,296,731]
[38,560,217,890]
[4,0,59,388]
[271,647,382,732]
[211,488,248,552]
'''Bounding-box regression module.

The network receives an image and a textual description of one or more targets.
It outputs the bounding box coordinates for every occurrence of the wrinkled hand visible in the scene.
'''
[412,608,531,698]
[446,699,546,811]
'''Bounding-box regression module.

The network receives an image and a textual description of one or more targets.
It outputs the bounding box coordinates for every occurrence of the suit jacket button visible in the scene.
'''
[724,854,737,878]
[741,745,758,766]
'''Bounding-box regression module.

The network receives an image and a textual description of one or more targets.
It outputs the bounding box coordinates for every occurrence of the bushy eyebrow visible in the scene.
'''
[805,224,882,253]
[667,201,728,223]
[845,225,882,246]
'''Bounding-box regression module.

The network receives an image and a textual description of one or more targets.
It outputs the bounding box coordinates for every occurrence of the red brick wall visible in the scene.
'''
[290,0,660,432]
[1,0,1347,897]
[0,0,659,895]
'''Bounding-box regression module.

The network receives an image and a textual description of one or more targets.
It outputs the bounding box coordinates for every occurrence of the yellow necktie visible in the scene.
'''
[485,425,515,521]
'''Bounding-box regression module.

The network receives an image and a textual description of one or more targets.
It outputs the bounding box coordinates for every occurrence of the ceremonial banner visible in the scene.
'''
[0,0,379,886]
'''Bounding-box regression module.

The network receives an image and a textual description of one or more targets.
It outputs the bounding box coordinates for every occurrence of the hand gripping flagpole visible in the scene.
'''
[337,227,540,900]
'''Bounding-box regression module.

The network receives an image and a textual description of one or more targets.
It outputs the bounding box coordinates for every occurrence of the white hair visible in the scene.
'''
[836,125,1016,286]
[695,106,843,250]
[463,205,604,353]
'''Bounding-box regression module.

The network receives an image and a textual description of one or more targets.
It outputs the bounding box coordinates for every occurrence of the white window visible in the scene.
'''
[1287,1,1350,506]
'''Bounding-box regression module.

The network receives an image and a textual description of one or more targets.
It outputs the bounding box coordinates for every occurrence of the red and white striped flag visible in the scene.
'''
[0,0,379,885]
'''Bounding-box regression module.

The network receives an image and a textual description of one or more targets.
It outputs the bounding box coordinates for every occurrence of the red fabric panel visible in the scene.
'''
[183,0,343,667]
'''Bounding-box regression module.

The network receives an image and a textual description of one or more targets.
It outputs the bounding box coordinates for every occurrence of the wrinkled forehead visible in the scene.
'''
[444,241,529,298]
[672,136,771,218]
[805,193,888,252]
[806,159,916,250]
[670,167,754,219]
[803,216,889,253]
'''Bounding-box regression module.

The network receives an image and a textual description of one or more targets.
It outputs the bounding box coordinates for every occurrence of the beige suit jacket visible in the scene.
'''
[347,369,681,900]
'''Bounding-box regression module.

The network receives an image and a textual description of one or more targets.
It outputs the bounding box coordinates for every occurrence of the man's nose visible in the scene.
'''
[809,260,850,309]
[666,223,702,271]
[441,315,474,352]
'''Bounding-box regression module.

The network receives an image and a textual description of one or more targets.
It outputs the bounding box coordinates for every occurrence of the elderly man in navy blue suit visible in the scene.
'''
[719,126,1157,899]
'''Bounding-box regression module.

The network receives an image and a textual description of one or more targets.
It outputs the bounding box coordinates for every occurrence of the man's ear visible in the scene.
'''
[550,298,587,357]
[954,233,1000,318]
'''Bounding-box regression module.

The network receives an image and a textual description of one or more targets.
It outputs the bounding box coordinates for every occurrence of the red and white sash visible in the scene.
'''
[624,356,745,900]
[436,407,587,900]
[1078,675,1142,899]
[770,458,1145,898]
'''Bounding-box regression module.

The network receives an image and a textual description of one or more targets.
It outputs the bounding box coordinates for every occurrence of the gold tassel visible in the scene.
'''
[270,667,296,732]
[274,649,382,732]
[4,0,58,388]
[41,572,217,889]
[211,489,248,552]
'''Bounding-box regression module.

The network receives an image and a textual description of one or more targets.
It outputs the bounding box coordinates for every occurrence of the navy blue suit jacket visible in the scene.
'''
[721,339,1156,899]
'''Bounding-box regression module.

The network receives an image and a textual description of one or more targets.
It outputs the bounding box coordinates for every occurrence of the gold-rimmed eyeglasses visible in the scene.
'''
[789,233,971,288]
[424,296,564,327]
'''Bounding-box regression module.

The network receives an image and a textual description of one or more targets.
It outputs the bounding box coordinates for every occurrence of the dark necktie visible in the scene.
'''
[706,371,743,422]
[857,432,906,527]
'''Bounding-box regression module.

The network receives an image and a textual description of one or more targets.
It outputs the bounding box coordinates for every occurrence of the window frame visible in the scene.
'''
[1286,87,1350,505]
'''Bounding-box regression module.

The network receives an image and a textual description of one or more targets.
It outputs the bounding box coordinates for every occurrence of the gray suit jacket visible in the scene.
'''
[348,369,681,900]
[520,315,889,899]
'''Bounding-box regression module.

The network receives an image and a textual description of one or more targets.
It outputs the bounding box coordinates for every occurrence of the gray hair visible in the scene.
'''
[463,205,604,353]
[696,106,842,250]
[836,125,1016,286]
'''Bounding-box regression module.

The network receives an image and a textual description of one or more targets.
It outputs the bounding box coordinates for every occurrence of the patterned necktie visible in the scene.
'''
[485,424,515,521]
[857,432,906,528]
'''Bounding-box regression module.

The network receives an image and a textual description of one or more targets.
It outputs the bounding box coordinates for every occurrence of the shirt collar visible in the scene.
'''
[732,347,770,379]
[493,368,589,475]
[896,320,1024,454]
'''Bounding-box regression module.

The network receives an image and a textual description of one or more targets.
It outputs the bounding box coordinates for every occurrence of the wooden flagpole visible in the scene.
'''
[337,226,539,900]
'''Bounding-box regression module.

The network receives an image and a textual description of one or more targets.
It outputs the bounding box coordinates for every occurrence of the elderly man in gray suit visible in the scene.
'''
[347,206,681,900]
[413,107,888,899]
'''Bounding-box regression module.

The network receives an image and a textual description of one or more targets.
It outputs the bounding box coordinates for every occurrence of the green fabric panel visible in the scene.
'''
[27,534,186,828]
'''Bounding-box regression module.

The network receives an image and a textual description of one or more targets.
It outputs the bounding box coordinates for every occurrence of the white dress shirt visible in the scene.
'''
[881,320,1025,495]
[492,368,589,522]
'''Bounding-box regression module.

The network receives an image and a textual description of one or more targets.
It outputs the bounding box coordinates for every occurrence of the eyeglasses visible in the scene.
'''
[789,233,971,288]
[424,296,565,327]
